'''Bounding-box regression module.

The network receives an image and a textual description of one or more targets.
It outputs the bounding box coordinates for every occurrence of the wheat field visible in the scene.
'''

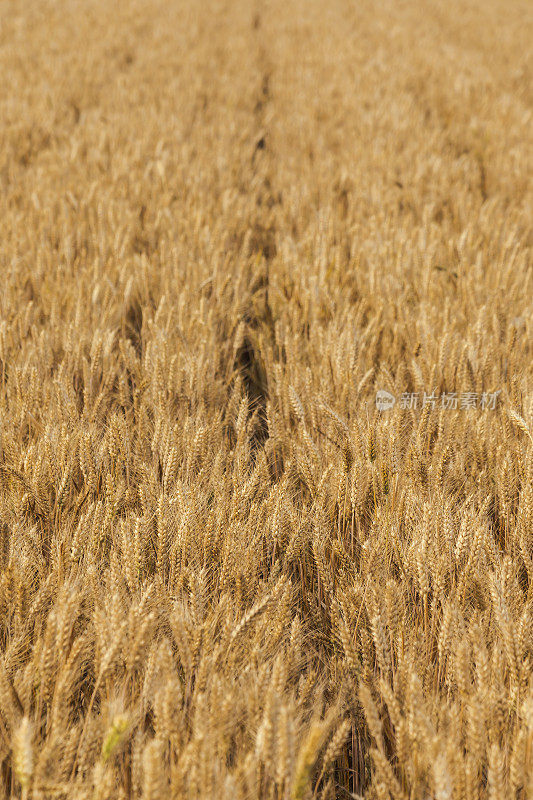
[0,0,532,798]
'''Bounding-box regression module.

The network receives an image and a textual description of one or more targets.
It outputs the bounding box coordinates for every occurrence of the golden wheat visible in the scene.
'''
[0,0,531,798]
